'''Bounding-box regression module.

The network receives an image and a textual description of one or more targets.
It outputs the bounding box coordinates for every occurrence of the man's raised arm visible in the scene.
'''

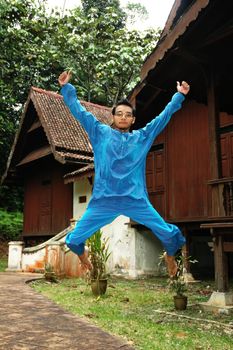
[140,81,190,139]
[58,71,100,140]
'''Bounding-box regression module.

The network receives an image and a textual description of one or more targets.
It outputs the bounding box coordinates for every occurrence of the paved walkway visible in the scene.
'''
[0,272,135,350]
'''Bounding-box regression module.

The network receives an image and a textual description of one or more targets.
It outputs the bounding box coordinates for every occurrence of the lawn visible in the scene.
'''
[30,276,233,350]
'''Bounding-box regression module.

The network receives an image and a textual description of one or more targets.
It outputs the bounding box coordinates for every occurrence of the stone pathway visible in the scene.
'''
[0,272,135,350]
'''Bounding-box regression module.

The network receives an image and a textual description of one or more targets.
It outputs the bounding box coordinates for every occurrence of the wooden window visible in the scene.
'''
[146,144,165,216]
[221,132,233,177]
[79,196,87,203]
[146,144,164,192]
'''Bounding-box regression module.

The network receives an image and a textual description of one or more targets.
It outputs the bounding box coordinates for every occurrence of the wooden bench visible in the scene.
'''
[200,223,233,292]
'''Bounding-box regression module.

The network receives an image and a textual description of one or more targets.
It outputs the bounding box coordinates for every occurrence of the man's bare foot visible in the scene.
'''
[164,252,178,278]
[79,248,93,271]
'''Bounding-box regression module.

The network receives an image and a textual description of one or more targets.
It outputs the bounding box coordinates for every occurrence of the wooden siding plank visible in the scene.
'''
[223,242,233,252]
[207,73,221,179]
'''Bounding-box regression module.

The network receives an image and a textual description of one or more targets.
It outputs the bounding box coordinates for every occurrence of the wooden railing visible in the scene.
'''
[208,177,233,217]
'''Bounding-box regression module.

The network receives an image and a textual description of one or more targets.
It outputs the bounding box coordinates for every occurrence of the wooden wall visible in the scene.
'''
[147,100,211,221]
[146,98,233,222]
[146,134,165,217]
[166,101,210,220]
[23,160,73,237]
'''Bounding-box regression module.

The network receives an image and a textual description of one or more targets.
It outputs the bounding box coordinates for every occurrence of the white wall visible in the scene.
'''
[135,228,166,276]
[102,217,165,278]
[102,215,135,276]
[73,178,92,220]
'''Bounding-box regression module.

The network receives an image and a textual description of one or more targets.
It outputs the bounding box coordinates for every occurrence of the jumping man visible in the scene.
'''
[58,71,190,277]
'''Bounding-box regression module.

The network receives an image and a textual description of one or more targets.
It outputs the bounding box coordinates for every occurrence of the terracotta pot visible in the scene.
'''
[173,295,187,310]
[91,279,108,296]
[44,271,57,282]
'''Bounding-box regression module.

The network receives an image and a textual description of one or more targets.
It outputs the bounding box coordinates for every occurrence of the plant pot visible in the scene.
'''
[173,295,187,310]
[44,271,57,282]
[91,279,108,296]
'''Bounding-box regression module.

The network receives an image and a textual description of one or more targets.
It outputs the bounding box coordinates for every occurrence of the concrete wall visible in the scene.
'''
[102,217,165,278]
[135,227,166,276]
[73,178,92,220]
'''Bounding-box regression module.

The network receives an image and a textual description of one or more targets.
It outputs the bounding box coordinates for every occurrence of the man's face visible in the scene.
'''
[112,105,135,132]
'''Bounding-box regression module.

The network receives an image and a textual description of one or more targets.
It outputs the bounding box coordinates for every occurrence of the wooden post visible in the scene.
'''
[182,226,190,271]
[213,233,228,292]
[207,70,221,180]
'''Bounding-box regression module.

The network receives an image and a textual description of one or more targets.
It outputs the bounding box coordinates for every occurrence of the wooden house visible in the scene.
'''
[129,0,233,290]
[3,0,233,286]
[2,87,111,245]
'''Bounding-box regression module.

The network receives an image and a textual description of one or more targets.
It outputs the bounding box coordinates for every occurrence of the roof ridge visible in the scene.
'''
[32,86,111,111]
[31,86,62,99]
[81,99,111,111]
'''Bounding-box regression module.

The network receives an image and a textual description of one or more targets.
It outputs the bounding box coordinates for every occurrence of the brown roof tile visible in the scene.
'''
[31,87,112,157]
[55,151,93,163]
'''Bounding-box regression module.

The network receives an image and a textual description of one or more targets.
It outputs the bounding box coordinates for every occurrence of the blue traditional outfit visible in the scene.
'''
[61,83,186,256]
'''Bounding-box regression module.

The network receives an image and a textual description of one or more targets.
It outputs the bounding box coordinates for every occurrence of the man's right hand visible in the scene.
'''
[58,71,72,86]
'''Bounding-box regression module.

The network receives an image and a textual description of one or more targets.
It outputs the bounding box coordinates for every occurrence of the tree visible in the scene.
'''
[0,0,64,178]
[0,0,64,209]
[56,6,160,104]
[0,0,160,210]
[125,2,148,26]
[81,0,126,28]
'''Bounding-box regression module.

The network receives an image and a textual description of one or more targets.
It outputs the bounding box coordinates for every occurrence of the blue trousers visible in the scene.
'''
[65,196,185,256]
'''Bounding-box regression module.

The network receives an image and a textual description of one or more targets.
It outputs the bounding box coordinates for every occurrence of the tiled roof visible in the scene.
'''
[31,87,112,159]
[55,151,93,163]
[64,164,95,184]
[2,87,111,184]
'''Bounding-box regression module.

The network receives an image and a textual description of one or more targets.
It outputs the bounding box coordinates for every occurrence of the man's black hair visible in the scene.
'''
[112,99,136,117]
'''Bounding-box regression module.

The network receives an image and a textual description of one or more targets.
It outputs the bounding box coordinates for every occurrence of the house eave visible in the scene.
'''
[64,164,95,184]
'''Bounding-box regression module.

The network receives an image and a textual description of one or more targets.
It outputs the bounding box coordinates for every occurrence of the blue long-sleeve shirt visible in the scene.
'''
[61,83,185,200]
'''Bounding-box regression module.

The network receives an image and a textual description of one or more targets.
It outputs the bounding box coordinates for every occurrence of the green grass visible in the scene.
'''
[30,276,233,350]
[0,257,8,272]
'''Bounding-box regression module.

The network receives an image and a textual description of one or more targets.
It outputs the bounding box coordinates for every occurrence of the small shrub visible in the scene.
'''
[0,209,23,241]
[0,257,8,271]
[87,230,111,280]
[169,254,198,296]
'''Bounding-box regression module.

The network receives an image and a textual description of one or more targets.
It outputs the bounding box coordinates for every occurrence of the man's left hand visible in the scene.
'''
[177,81,190,95]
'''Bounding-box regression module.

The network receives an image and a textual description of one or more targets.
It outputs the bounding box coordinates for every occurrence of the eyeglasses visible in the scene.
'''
[114,112,134,119]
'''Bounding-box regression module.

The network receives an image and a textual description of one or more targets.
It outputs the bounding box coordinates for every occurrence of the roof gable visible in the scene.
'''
[2,87,111,183]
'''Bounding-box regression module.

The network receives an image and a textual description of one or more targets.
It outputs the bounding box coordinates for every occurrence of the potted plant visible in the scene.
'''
[87,230,111,296]
[170,276,188,310]
[169,254,197,310]
[44,263,57,282]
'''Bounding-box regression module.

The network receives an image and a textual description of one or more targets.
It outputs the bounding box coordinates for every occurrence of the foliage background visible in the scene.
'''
[0,209,23,241]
